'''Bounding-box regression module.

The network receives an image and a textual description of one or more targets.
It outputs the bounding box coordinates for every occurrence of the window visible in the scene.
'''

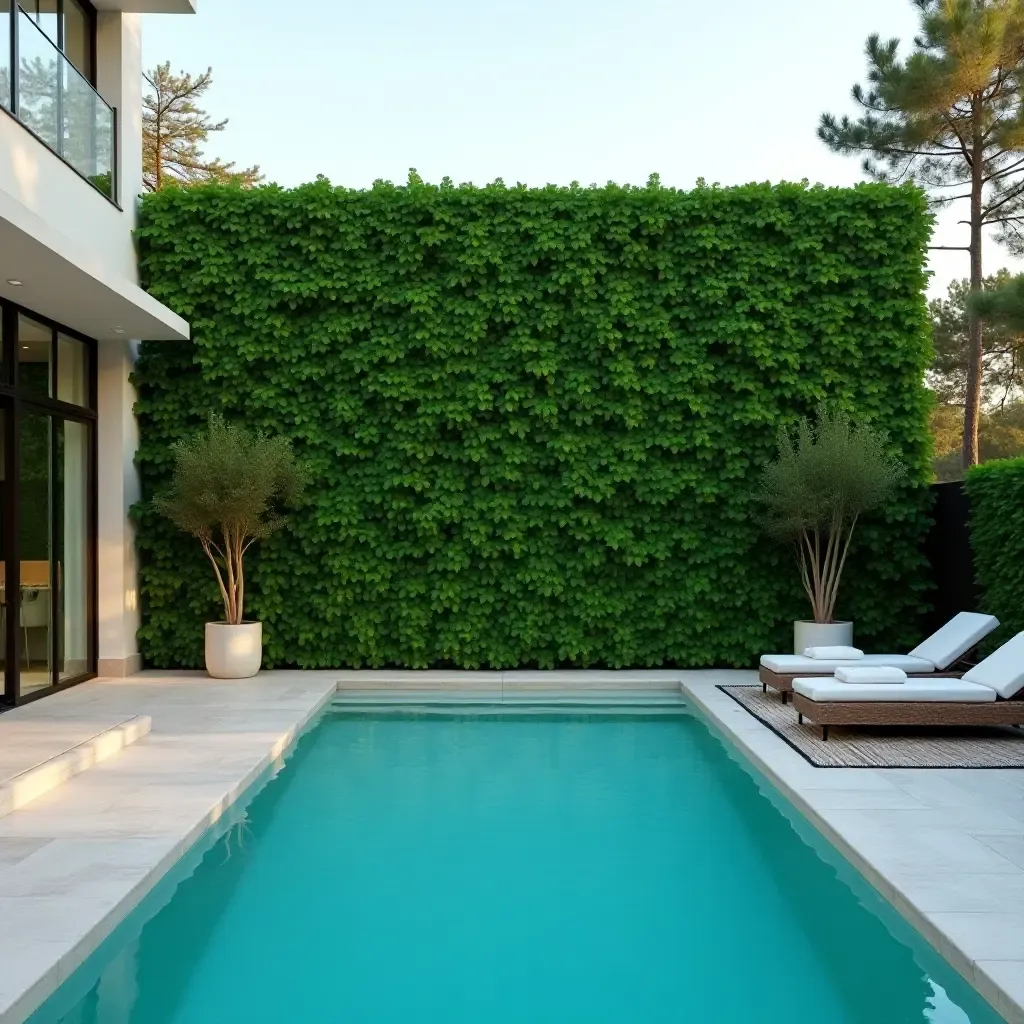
[0,1,10,110]
[18,0,91,81]
[0,298,97,706]
[57,332,89,406]
[21,0,58,47]
[61,0,90,80]
[17,314,52,400]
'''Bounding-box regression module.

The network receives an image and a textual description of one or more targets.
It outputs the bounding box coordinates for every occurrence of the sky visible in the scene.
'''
[142,0,1021,299]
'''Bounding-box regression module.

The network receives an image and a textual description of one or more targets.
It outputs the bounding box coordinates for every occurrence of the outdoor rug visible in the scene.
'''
[718,685,1024,769]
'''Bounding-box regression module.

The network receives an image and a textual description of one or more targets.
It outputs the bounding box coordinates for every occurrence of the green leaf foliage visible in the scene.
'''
[965,457,1024,643]
[133,176,935,669]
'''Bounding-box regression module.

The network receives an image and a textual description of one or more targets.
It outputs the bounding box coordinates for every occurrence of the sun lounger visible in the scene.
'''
[791,631,1024,740]
[758,611,998,702]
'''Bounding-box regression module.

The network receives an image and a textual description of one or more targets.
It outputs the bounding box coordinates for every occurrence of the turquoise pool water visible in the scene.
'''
[32,711,1004,1023]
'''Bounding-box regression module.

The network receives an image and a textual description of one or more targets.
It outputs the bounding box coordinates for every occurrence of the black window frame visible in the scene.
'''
[17,0,96,84]
[0,296,98,707]
[2,0,119,207]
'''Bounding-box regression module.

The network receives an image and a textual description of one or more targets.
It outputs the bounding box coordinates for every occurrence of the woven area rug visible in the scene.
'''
[719,685,1024,769]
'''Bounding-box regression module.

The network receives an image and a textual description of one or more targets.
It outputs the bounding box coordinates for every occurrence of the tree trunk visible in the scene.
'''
[154,121,162,191]
[963,99,984,469]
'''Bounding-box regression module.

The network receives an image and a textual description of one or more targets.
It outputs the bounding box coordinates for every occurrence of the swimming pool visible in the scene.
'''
[30,710,1004,1023]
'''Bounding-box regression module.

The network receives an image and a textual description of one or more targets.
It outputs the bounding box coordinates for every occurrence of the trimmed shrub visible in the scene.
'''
[965,458,1024,642]
[133,176,934,669]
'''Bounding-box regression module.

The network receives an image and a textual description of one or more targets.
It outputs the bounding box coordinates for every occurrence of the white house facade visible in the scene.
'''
[0,0,192,703]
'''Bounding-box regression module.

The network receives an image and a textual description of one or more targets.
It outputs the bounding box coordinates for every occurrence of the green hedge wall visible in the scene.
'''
[965,458,1024,643]
[133,176,934,669]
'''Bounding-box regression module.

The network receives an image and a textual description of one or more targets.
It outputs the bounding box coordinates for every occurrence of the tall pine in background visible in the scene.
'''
[142,63,262,191]
[820,0,1024,472]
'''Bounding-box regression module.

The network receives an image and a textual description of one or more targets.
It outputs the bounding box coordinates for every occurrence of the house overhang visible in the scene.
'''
[0,188,189,342]
[91,0,195,12]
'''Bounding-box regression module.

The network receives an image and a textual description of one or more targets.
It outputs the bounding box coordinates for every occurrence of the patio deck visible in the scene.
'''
[0,669,1020,1023]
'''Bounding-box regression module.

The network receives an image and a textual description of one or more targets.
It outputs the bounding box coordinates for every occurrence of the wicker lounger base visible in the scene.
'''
[791,691,1024,741]
[758,665,959,704]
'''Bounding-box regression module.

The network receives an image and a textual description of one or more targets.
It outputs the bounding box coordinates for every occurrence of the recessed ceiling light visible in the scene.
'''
[112,327,125,335]
[21,345,28,350]
[6,279,22,287]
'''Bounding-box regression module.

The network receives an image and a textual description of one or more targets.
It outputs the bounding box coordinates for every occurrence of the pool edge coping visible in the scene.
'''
[0,676,339,1024]
[679,675,1024,1024]
[5,669,1022,1024]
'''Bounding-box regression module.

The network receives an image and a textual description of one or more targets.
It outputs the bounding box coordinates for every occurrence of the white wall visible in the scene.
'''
[97,338,142,677]
[93,13,145,675]
[0,12,140,284]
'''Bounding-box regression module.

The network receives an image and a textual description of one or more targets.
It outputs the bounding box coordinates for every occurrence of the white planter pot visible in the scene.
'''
[793,620,853,655]
[205,622,262,679]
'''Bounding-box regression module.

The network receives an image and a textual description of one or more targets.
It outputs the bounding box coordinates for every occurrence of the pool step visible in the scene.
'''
[0,716,152,819]
[334,671,687,708]
[332,690,685,709]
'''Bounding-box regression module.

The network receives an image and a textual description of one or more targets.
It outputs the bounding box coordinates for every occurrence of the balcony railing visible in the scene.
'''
[0,9,116,201]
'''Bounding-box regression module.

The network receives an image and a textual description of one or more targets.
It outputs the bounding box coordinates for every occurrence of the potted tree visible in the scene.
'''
[759,406,905,654]
[154,415,307,678]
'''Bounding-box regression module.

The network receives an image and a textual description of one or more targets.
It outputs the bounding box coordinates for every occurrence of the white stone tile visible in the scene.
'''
[825,805,1024,834]
[974,834,1024,871]
[976,961,1024,1024]
[817,813,1024,874]
[0,837,180,899]
[0,941,66,1022]
[894,775,1024,810]
[0,894,123,946]
[889,871,1024,913]
[799,787,929,811]
[925,911,1024,962]
[0,837,50,867]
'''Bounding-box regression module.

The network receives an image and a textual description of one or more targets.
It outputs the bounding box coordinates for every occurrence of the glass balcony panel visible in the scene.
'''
[63,60,113,195]
[17,10,60,152]
[15,9,115,200]
[0,1,10,111]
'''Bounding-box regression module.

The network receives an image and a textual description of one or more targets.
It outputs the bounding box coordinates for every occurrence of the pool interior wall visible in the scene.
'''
[30,708,1006,1024]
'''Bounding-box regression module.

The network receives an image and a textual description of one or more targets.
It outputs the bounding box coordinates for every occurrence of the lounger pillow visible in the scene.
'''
[834,666,907,684]
[802,646,864,660]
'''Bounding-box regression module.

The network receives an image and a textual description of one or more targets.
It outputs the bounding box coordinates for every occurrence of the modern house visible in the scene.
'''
[0,0,191,704]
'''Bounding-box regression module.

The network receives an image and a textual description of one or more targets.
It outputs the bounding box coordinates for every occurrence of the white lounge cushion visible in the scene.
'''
[962,631,1024,699]
[793,677,997,703]
[908,611,999,670]
[761,653,935,674]
[803,645,864,660]
[834,666,907,684]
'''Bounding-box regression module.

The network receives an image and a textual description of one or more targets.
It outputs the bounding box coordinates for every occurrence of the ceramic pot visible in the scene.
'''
[205,622,262,679]
[793,620,853,655]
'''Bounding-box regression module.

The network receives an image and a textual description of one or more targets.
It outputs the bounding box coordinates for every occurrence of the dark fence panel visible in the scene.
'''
[923,481,978,634]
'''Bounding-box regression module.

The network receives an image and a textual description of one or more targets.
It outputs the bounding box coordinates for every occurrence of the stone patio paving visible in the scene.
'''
[0,669,1020,1022]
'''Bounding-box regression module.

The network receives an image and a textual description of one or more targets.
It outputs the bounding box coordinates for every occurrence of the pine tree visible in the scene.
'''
[820,0,1024,471]
[142,62,261,191]
[931,271,1024,408]
[969,270,1024,330]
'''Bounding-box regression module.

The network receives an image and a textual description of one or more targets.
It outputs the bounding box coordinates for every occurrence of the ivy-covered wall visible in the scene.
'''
[133,176,934,669]
[965,458,1024,644]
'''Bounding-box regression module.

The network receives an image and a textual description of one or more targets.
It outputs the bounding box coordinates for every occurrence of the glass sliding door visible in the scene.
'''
[0,301,95,706]
[55,418,88,681]
[0,405,8,702]
[18,408,52,694]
